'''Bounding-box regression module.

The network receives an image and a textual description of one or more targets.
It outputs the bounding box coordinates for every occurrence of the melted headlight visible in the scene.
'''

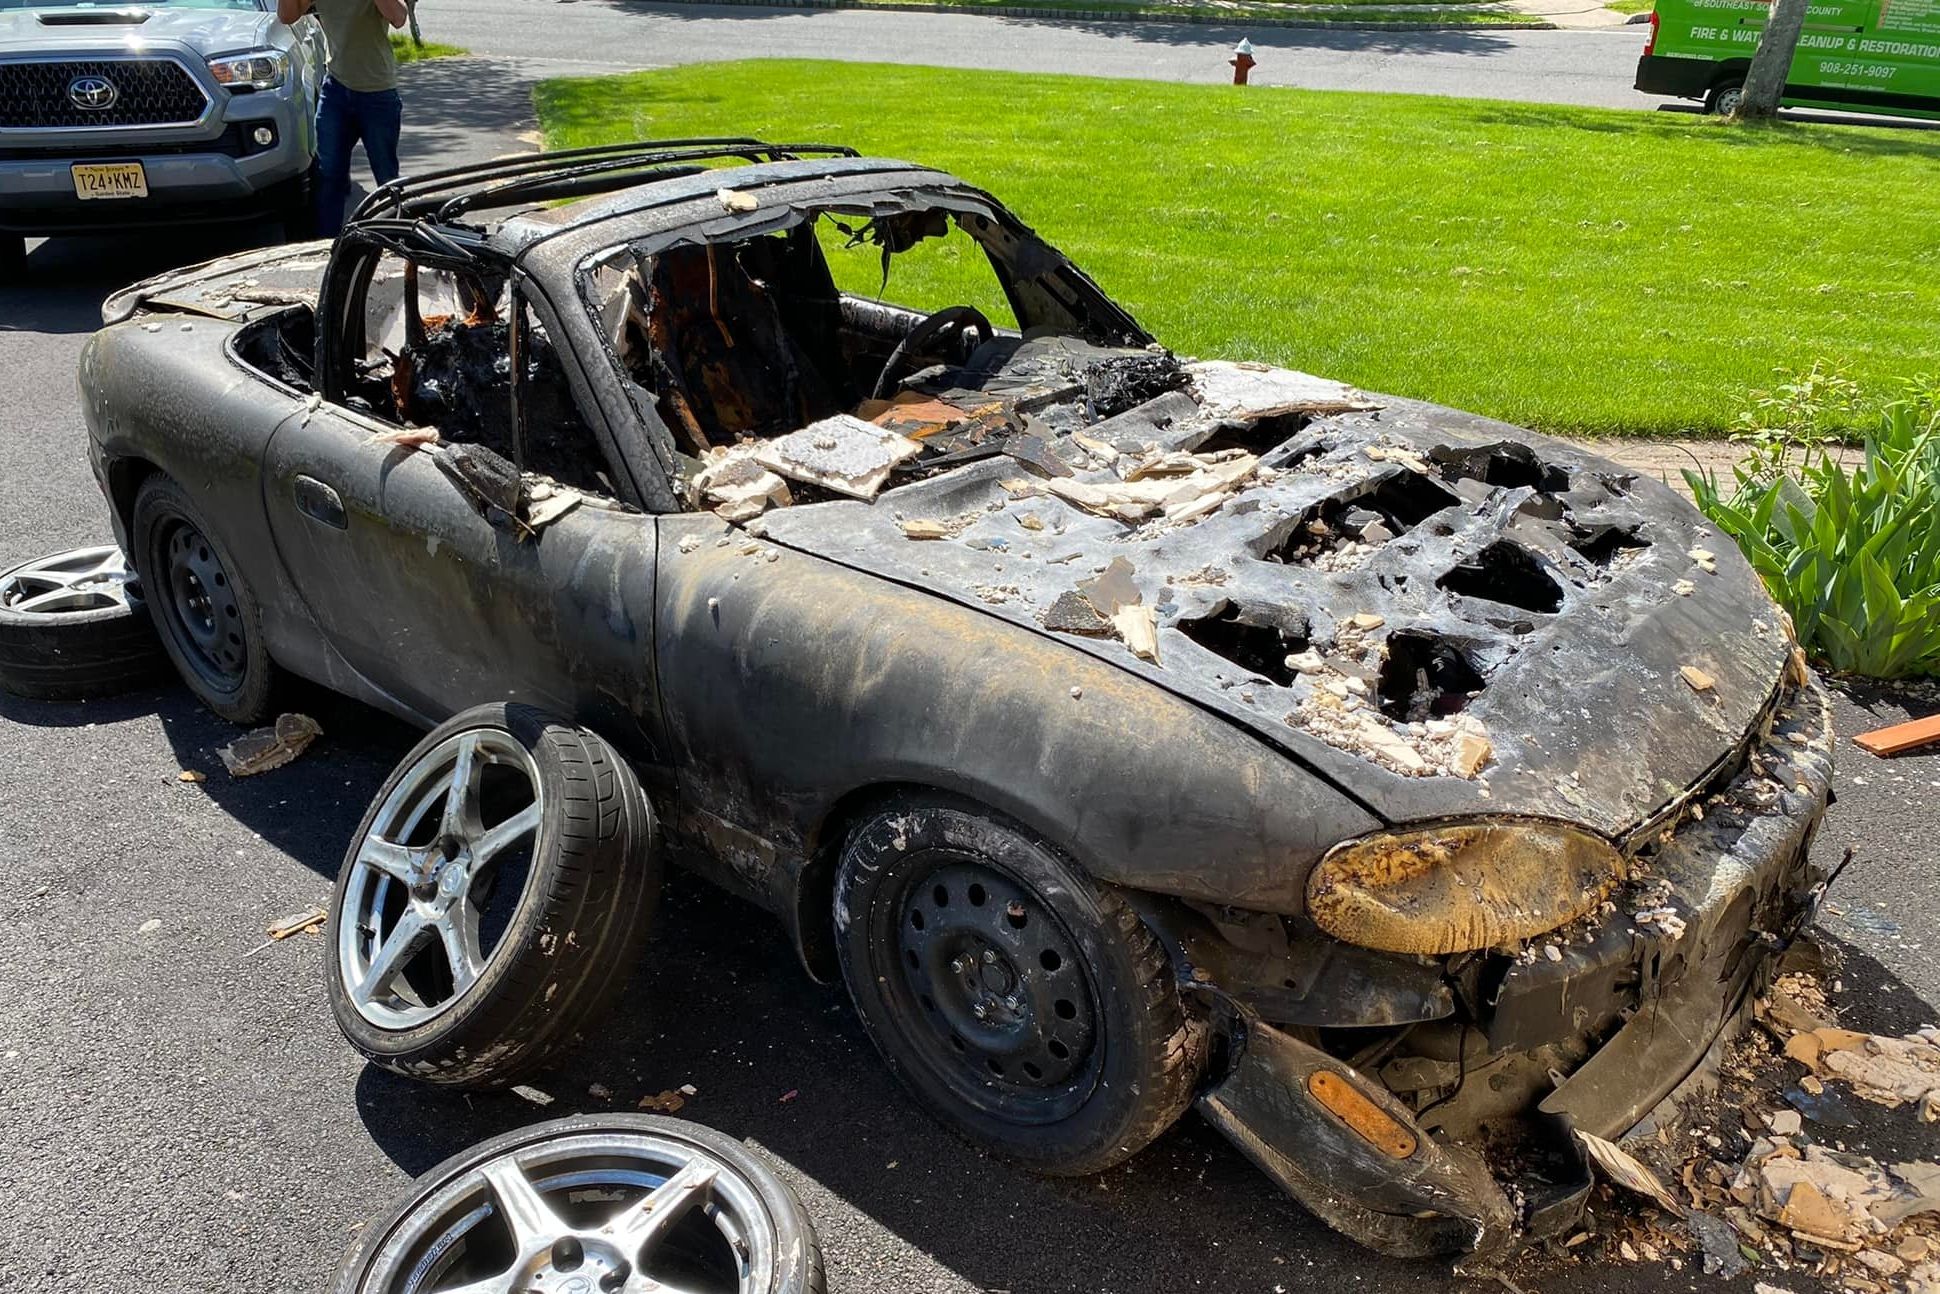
[1306,820,1626,955]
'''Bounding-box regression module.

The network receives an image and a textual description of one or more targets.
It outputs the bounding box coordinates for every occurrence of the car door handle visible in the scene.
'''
[294,475,348,530]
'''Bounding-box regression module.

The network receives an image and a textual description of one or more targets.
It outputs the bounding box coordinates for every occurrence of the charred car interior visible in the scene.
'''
[79,139,1837,1266]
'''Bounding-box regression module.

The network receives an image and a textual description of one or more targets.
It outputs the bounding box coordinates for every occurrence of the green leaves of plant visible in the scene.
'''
[1693,389,1940,679]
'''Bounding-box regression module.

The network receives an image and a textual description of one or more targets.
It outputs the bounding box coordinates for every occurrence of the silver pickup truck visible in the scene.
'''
[0,0,324,278]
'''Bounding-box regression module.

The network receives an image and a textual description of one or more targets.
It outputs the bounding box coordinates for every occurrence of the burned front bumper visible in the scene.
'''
[1195,670,1835,1257]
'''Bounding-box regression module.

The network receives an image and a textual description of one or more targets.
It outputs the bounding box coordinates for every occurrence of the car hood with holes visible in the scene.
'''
[752,356,1792,840]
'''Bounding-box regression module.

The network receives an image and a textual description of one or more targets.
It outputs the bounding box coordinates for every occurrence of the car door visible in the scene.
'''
[258,301,669,767]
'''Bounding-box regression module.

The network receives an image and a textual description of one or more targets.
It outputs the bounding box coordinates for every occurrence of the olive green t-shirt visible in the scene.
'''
[314,0,399,93]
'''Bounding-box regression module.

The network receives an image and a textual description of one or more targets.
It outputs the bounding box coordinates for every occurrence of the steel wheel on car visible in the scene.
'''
[327,703,659,1088]
[833,793,1202,1176]
[0,545,167,701]
[1707,79,1746,115]
[332,1115,824,1294]
[130,474,276,724]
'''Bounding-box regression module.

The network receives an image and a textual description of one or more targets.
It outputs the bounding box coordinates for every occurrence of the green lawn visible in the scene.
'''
[533,61,1940,438]
[1603,0,1652,14]
[390,34,468,62]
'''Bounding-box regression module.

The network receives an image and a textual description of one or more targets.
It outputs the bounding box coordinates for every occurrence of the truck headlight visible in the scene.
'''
[1306,821,1626,955]
[208,49,288,91]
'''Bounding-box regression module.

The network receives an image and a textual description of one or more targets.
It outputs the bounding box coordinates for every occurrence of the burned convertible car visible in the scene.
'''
[77,140,1834,1259]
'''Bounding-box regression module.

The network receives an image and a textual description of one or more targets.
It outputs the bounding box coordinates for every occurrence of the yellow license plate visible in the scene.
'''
[72,163,148,201]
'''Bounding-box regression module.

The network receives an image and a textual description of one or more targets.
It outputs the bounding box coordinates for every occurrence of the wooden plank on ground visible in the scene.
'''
[1853,714,1940,757]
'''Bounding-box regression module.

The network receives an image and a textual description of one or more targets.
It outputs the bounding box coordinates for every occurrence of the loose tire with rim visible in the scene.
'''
[0,545,166,701]
[333,1114,824,1294]
[327,703,659,1088]
[129,473,276,724]
[833,794,1201,1176]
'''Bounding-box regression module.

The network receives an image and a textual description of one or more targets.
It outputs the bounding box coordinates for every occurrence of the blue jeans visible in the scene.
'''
[316,76,403,237]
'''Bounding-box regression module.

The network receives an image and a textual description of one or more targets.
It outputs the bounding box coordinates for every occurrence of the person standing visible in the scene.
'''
[278,0,412,237]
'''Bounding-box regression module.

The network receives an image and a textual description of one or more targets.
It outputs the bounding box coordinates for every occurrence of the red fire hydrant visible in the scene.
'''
[1230,38,1257,85]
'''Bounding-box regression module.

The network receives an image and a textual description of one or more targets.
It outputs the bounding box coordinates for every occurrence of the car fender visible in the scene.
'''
[654,513,1380,932]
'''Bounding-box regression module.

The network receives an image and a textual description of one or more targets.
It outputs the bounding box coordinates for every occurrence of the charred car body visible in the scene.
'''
[77,141,1834,1259]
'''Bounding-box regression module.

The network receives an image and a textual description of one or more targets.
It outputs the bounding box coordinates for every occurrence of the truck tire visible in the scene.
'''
[0,545,166,701]
[326,703,660,1088]
[834,793,1203,1176]
[333,1115,825,1294]
[1706,79,1746,115]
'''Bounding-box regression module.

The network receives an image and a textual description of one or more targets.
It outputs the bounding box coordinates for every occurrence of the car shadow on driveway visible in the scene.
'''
[348,864,1391,1293]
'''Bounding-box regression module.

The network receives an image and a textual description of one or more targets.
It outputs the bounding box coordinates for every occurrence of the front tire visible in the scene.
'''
[833,794,1201,1176]
[326,704,660,1088]
[0,233,26,280]
[129,473,276,724]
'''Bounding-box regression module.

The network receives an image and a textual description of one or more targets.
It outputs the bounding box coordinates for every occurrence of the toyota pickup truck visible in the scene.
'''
[0,0,325,278]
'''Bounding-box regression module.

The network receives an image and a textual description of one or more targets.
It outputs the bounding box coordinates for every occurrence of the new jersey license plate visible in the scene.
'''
[72,162,148,200]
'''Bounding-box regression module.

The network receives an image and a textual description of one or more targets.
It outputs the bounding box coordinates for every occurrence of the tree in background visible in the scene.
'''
[1735,0,1811,120]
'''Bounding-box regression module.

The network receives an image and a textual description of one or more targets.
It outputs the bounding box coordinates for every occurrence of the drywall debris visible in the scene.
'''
[1682,665,1717,692]
[755,415,922,501]
[217,714,322,778]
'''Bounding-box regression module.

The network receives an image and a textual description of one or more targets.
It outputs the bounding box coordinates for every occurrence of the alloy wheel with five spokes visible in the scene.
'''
[326,703,659,1088]
[334,1117,822,1294]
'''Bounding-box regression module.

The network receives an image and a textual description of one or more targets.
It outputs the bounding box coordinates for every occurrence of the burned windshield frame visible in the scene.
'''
[572,195,1152,503]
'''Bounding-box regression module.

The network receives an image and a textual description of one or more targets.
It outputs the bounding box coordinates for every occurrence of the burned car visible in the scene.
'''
[74,140,1835,1259]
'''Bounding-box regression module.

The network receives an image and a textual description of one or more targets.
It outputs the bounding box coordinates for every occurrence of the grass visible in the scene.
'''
[390,34,468,63]
[533,60,1940,439]
[1603,0,1652,14]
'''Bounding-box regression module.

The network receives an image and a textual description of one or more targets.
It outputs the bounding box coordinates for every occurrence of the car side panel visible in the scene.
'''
[80,317,325,666]
[653,513,1380,921]
[259,410,668,762]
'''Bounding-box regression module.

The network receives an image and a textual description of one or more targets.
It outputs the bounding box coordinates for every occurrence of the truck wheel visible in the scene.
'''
[130,473,276,725]
[833,793,1202,1176]
[0,545,166,701]
[1706,79,1746,115]
[326,703,660,1088]
[279,169,317,243]
[333,1115,824,1294]
[0,233,25,280]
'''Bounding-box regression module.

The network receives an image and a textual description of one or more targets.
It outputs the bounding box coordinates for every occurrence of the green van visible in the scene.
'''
[1636,0,1940,120]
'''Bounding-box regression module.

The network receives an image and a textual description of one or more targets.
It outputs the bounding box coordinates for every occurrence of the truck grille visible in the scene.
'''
[0,58,209,129]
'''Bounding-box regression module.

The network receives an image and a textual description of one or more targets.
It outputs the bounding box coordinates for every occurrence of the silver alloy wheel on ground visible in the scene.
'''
[354,1129,777,1294]
[0,545,140,616]
[1711,84,1745,115]
[338,728,545,1030]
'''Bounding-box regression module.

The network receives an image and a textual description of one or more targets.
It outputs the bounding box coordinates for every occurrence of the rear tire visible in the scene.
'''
[834,794,1202,1176]
[129,473,276,725]
[0,545,166,701]
[1706,79,1746,116]
[326,703,660,1088]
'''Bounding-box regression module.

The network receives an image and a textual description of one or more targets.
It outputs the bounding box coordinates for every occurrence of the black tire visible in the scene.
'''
[327,703,659,1088]
[1706,78,1746,116]
[0,233,25,280]
[128,473,276,725]
[279,168,317,243]
[332,1114,824,1294]
[834,793,1201,1176]
[0,545,167,701]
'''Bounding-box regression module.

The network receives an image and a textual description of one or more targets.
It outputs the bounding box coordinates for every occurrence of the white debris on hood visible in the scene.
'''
[1186,360,1378,421]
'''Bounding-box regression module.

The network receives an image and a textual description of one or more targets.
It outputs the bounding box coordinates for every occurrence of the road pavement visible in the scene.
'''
[1,45,1937,1294]
[431,0,1656,109]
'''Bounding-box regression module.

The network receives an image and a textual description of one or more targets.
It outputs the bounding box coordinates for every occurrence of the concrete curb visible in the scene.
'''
[641,0,1558,32]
